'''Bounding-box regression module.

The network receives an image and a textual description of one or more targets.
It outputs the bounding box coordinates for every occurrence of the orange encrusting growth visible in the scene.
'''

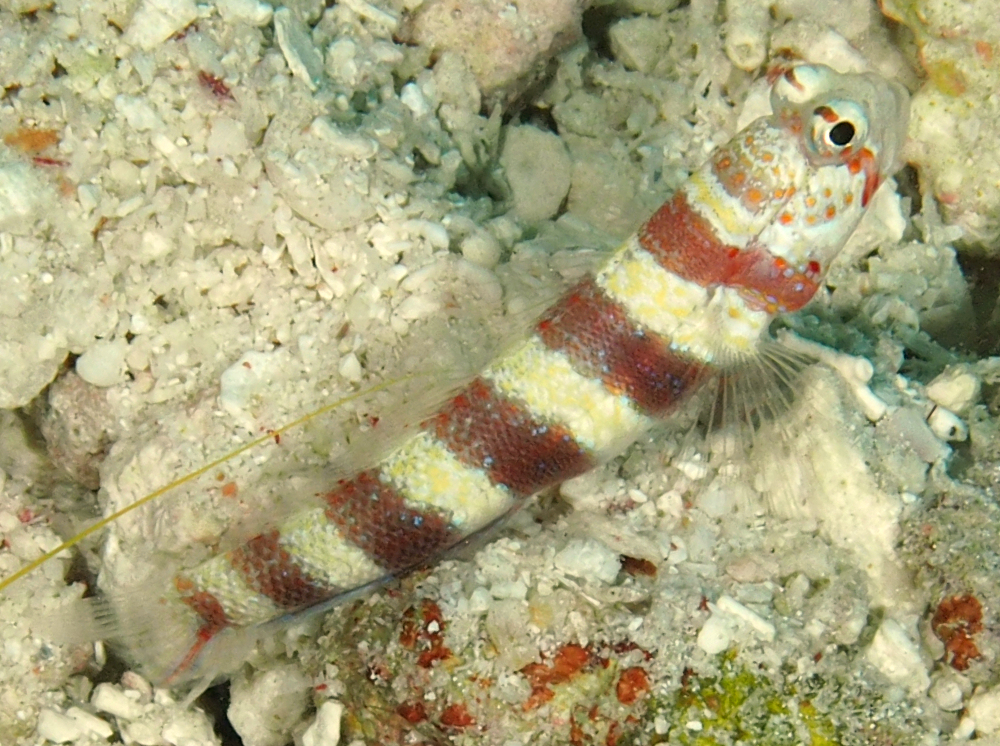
[3,127,59,152]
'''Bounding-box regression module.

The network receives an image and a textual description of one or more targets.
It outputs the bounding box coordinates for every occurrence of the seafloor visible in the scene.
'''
[0,0,998,744]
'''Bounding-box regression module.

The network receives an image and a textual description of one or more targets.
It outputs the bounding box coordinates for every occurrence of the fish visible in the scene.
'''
[25,62,911,692]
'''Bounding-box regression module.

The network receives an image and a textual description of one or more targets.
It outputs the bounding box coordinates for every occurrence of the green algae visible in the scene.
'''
[635,652,922,746]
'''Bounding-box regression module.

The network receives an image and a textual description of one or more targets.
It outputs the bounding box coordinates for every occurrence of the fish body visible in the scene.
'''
[105,64,910,686]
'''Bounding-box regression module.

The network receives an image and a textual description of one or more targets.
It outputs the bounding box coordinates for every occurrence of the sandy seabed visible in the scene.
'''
[0,0,998,744]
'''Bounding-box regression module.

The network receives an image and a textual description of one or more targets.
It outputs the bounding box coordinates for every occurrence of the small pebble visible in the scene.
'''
[124,0,198,51]
[460,229,502,269]
[925,366,980,414]
[400,82,430,118]
[274,7,324,90]
[403,219,450,250]
[228,664,312,746]
[697,612,733,655]
[490,578,528,600]
[36,708,84,743]
[92,682,145,720]
[0,162,47,227]
[608,15,668,74]
[929,672,967,712]
[969,687,1000,735]
[954,716,976,740]
[338,352,363,383]
[927,406,968,442]
[395,293,441,321]
[865,619,930,695]
[302,701,344,746]
[161,708,219,745]
[214,0,274,25]
[120,671,153,700]
[207,117,249,159]
[219,350,281,415]
[0,509,19,532]
[725,555,778,583]
[122,719,163,745]
[553,538,620,584]
[499,125,572,224]
[75,339,127,387]
[65,707,114,739]
[716,594,776,641]
[877,407,950,464]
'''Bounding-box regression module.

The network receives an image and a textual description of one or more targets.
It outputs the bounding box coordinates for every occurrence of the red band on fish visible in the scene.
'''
[169,582,230,684]
[536,279,707,415]
[431,378,592,497]
[638,191,820,312]
[324,471,458,573]
[846,147,880,207]
[176,586,229,630]
[230,531,334,610]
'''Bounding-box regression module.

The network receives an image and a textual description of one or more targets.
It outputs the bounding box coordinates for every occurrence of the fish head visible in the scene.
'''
[770,63,910,208]
[725,63,912,309]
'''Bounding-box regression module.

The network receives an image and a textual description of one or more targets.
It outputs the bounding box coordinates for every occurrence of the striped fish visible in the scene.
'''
[87,63,911,688]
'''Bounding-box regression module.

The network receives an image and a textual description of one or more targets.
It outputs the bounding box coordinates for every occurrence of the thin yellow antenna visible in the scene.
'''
[0,375,417,595]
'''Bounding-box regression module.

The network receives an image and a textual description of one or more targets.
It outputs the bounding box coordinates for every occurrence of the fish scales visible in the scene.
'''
[107,64,911,685]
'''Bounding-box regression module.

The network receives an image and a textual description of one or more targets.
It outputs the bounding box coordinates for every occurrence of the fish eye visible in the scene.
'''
[828,120,855,146]
[809,102,867,157]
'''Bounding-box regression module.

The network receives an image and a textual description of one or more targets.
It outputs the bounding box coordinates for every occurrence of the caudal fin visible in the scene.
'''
[35,579,257,695]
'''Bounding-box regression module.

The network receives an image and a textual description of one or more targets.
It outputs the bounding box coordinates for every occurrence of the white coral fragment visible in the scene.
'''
[925,365,980,415]
[76,339,128,388]
[274,8,324,91]
[214,0,274,26]
[553,538,621,584]
[723,0,770,71]
[927,406,968,442]
[866,619,930,695]
[753,367,916,614]
[776,332,888,421]
[716,594,776,642]
[969,687,1000,736]
[398,0,584,95]
[0,159,50,230]
[124,0,198,51]
[302,702,344,746]
[500,125,572,224]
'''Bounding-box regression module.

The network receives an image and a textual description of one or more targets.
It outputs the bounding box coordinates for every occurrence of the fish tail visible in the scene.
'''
[35,572,257,691]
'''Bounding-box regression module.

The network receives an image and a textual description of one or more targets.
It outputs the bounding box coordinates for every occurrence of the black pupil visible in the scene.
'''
[829,121,855,146]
